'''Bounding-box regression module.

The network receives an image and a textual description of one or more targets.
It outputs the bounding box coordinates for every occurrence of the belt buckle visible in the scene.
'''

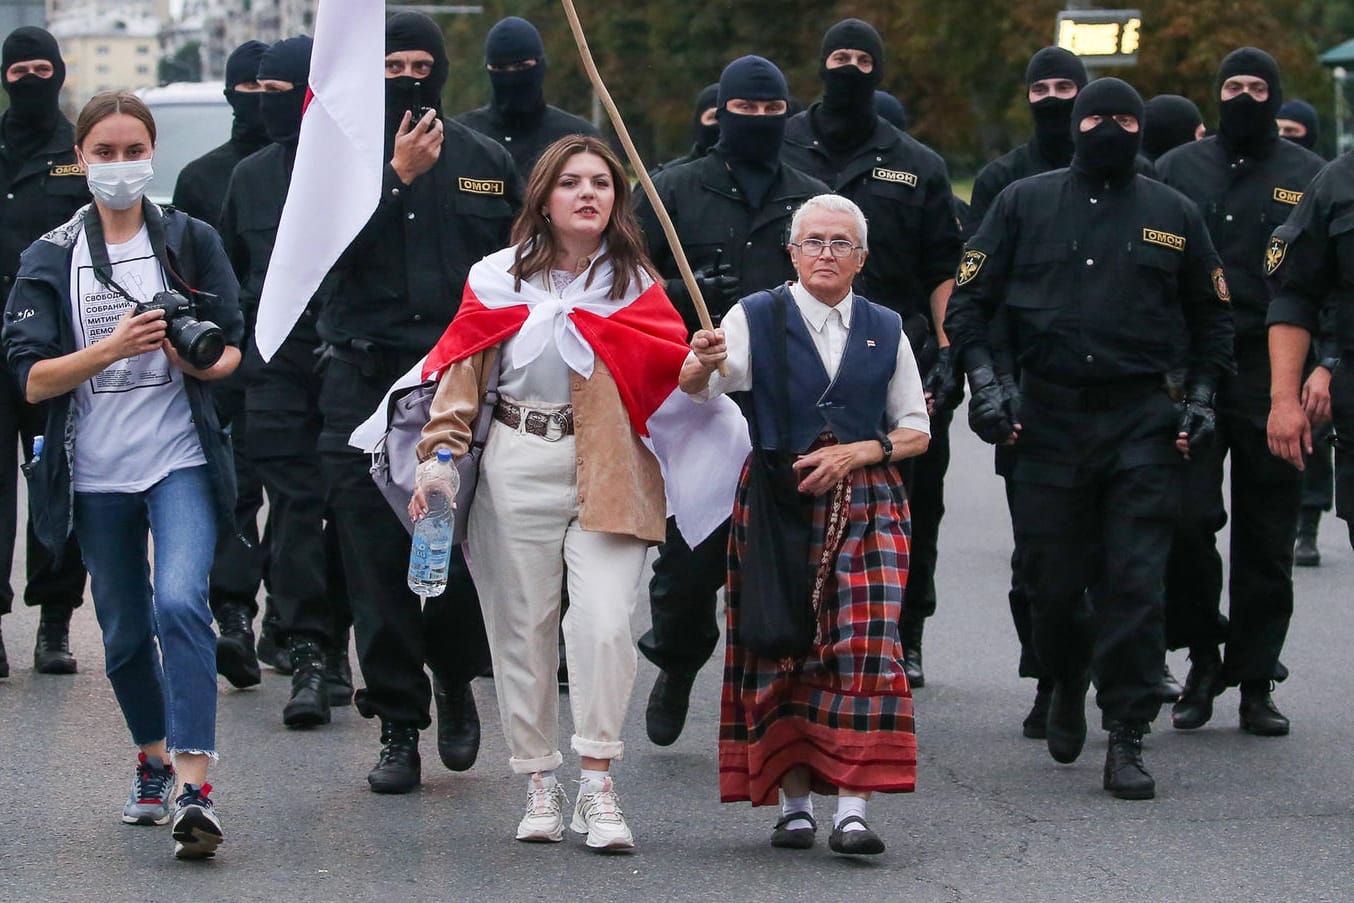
[542,410,569,441]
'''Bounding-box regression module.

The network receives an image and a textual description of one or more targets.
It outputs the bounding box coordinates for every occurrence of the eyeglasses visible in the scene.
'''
[791,238,862,258]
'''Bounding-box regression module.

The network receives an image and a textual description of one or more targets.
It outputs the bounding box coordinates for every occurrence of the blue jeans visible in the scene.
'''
[74,465,219,756]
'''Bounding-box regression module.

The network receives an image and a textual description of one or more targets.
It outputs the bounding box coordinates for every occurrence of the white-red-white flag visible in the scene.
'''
[254,0,386,361]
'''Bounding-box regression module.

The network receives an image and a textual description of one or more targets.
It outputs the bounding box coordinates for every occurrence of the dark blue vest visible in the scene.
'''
[739,284,901,453]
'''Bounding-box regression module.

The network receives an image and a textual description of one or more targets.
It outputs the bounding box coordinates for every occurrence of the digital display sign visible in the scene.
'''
[1055,9,1143,67]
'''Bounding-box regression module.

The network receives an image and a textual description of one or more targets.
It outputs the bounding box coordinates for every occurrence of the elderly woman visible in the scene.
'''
[411,135,687,851]
[682,193,930,855]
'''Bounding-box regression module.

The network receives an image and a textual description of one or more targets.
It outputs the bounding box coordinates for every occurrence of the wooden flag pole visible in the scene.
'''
[559,0,728,375]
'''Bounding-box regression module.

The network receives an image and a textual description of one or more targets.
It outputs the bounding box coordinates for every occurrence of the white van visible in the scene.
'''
[135,82,233,204]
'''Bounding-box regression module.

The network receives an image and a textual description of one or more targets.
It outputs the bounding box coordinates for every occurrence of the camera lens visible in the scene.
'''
[172,319,226,370]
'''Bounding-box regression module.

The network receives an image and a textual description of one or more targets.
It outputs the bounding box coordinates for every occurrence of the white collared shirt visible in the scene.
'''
[689,282,930,435]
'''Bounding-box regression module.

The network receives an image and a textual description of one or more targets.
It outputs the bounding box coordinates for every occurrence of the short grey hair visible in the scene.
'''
[789,193,869,250]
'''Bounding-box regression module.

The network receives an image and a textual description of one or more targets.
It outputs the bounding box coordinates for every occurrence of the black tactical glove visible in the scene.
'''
[691,261,740,308]
[966,364,1018,445]
[924,345,962,412]
[1176,383,1217,454]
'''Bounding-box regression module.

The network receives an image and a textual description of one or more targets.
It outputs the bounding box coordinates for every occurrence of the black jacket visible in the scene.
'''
[455,104,600,181]
[0,113,89,294]
[1,204,244,555]
[172,134,270,231]
[634,152,830,334]
[945,167,1234,390]
[218,143,304,339]
[969,140,1156,230]
[319,118,521,360]
[780,109,962,338]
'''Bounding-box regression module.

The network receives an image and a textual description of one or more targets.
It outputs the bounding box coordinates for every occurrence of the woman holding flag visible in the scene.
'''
[411,135,707,851]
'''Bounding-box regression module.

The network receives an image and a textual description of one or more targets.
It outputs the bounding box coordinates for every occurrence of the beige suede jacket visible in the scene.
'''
[416,345,668,543]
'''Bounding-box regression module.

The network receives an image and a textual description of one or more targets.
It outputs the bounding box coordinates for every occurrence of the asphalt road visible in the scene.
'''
[1,413,1351,903]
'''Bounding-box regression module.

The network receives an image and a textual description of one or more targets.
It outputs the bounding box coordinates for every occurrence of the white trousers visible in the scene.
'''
[468,414,648,774]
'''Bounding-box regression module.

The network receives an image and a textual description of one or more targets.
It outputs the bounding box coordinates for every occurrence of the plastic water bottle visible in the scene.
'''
[408,449,459,597]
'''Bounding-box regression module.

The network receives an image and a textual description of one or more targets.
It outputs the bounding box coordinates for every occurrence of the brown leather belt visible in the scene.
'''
[493,401,575,440]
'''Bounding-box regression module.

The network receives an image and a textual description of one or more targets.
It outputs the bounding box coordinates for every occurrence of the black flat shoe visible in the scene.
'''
[770,812,816,849]
[828,816,885,855]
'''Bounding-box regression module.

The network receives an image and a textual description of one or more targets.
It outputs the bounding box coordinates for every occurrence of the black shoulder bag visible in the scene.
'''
[738,290,817,660]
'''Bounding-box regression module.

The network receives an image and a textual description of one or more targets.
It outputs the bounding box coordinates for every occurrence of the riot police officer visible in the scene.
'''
[633,55,829,746]
[946,78,1234,800]
[1155,48,1325,737]
[455,16,600,181]
[1142,94,1205,162]
[0,26,88,677]
[780,18,964,687]
[317,12,519,793]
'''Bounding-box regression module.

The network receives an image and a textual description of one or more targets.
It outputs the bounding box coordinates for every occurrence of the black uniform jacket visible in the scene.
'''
[945,167,1234,390]
[1266,151,1354,352]
[455,104,599,181]
[319,118,521,358]
[172,134,268,231]
[969,140,1155,229]
[634,152,829,334]
[0,114,89,295]
[780,109,962,333]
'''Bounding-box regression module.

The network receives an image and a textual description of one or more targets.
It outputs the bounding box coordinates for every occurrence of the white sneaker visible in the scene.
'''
[516,776,568,843]
[570,777,635,850]
[171,783,223,860]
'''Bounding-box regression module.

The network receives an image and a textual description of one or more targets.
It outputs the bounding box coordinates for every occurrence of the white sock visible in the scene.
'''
[781,793,813,831]
[529,771,557,792]
[579,768,609,793]
[834,796,868,832]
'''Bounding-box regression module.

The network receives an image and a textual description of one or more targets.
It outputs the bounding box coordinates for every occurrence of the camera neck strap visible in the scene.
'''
[81,200,199,304]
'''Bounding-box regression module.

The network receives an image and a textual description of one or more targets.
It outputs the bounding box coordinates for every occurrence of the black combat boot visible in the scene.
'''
[900,613,925,688]
[1045,671,1090,763]
[1022,678,1054,739]
[1293,506,1321,567]
[1103,722,1155,800]
[214,601,261,688]
[368,720,421,794]
[433,678,480,771]
[1156,662,1184,702]
[33,608,77,674]
[282,638,331,728]
[646,668,697,746]
[1171,646,1222,730]
[1238,680,1290,736]
[255,612,292,674]
[0,617,9,679]
[324,635,354,707]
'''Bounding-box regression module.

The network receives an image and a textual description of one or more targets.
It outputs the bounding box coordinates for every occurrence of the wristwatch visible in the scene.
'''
[877,435,893,463]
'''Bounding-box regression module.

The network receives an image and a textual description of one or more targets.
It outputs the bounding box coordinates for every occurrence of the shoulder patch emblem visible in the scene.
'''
[1264,237,1288,276]
[1273,187,1303,206]
[955,249,987,287]
[458,177,504,196]
[872,167,918,188]
[48,164,83,177]
[1212,268,1231,304]
[1143,228,1186,251]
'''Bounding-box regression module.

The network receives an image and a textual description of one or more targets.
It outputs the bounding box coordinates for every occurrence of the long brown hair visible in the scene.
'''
[511,135,658,300]
[75,91,157,148]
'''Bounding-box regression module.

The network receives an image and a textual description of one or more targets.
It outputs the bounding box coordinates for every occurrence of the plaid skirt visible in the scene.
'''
[718,454,916,806]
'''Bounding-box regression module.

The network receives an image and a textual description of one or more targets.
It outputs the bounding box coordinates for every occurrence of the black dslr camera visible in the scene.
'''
[135,290,225,370]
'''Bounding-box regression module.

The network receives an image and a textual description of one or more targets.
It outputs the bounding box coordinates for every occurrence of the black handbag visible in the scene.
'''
[737,290,817,659]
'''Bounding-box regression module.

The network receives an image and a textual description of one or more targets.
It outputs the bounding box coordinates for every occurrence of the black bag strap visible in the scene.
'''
[82,201,211,309]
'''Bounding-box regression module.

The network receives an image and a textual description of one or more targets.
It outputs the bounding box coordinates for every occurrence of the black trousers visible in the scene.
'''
[902,407,952,625]
[248,337,349,646]
[1164,404,1302,685]
[638,516,729,676]
[319,356,489,729]
[208,397,269,621]
[0,364,84,616]
[1012,386,1179,727]
[1301,422,1335,511]
[1332,364,1354,543]
[999,462,1040,680]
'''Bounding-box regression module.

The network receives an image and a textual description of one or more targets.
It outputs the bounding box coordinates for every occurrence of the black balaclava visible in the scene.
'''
[485,16,546,120]
[2,27,65,152]
[714,55,788,206]
[224,40,269,149]
[1070,77,1145,182]
[874,90,907,131]
[1217,47,1282,155]
[1025,46,1087,167]
[690,83,719,156]
[385,11,450,138]
[1277,98,1319,150]
[1141,94,1203,160]
[257,35,312,146]
[813,18,883,153]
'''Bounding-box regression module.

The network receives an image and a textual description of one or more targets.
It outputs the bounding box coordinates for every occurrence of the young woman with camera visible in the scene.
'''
[2,91,242,860]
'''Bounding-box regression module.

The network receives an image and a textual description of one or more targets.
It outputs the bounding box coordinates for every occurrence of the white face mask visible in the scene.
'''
[82,157,154,210]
